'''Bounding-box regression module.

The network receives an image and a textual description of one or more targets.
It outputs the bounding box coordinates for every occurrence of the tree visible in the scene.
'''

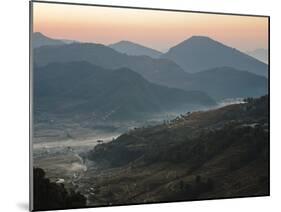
[33,167,86,211]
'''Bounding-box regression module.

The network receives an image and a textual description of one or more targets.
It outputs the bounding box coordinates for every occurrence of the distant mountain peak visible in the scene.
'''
[171,35,223,50]
[33,32,49,38]
[189,35,212,40]
[162,35,268,77]
[33,32,65,48]
[34,31,44,35]
[32,32,77,48]
[109,40,162,58]
[113,40,136,45]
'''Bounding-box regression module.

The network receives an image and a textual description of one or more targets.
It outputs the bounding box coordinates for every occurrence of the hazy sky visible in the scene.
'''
[33,2,268,52]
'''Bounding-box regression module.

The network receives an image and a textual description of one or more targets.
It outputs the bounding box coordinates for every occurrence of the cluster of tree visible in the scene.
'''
[88,120,268,172]
[87,141,143,167]
[143,124,268,171]
[33,167,86,211]
[170,176,214,201]
[243,95,268,116]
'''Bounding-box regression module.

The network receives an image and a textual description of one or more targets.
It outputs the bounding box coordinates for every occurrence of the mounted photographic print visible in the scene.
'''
[30,1,270,211]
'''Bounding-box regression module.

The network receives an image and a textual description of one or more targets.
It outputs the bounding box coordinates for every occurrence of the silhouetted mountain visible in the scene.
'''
[246,48,268,64]
[34,43,268,100]
[34,62,215,120]
[109,40,162,58]
[162,36,268,77]
[87,96,269,204]
[33,32,65,48]
[34,43,190,89]
[184,67,268,100]
[33,32,76,48]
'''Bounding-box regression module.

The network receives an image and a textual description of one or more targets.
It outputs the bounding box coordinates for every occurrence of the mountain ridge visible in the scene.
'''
[34,42,191,89]
[185,66,268,100]
[246,48,268,64]
[109,40,162,58]
[162,36,268,77]
[34,61,215,120]
[33,32,77,48]
[34,43,268,100]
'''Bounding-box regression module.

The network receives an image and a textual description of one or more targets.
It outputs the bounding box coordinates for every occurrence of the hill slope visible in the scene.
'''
[109,41,162,58]
[246,48,268,64]
[162,36,268,77]
[34,62,215,120]
[184,67,268,100]
[85,95,269,205]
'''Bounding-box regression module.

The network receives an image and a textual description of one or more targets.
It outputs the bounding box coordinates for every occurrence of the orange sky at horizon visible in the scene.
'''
[33,2,268,52]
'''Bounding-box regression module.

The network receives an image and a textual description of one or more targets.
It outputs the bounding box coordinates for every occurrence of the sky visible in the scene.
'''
[33,2,269,52]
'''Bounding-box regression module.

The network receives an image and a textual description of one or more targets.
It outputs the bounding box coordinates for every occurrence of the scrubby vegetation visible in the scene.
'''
[33,167,86,210]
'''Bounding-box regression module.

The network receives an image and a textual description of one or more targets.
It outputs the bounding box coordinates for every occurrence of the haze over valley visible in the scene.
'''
[32,31,269,210]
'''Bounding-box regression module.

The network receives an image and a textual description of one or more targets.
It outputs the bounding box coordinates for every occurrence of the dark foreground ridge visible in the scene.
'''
[33,168,86,211]
[85,95,269,205]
